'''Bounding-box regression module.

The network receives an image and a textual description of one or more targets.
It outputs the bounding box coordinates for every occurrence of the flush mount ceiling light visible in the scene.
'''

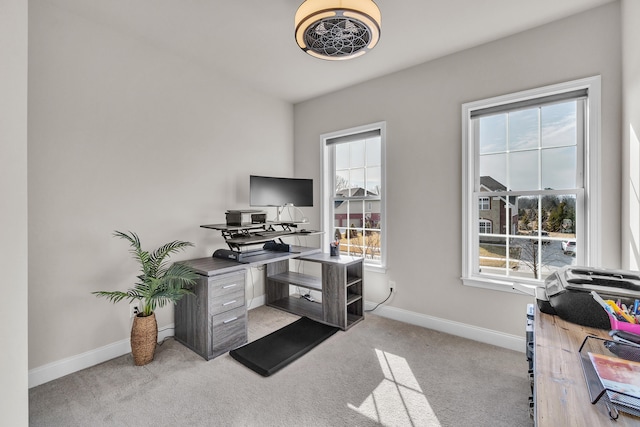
[295,0,381,61]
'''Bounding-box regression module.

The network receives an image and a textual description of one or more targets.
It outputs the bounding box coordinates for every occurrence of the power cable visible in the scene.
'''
[365,288,393,312]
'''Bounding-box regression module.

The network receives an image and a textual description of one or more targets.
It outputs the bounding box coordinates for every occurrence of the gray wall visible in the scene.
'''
[28,2,294,369]
[622,0,640,269]
[294,3,622,336]
[0,0,29,423]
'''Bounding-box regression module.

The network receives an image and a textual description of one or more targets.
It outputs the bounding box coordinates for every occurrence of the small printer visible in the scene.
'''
[539,266,640,329]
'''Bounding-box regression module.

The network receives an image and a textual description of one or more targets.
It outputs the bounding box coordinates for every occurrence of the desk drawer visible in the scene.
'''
[210,306,247,358]
[209,272,245,298]
[209,289,244,316]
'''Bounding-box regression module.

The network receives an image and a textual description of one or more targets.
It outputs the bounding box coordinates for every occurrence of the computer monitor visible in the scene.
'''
[249,175,313,207]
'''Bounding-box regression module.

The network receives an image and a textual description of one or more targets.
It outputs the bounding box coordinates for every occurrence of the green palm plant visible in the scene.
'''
[93,231,198,316]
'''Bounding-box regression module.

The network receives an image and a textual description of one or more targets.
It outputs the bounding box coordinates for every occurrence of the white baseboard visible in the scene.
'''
[28,324,175,388]
[364,301,526,353]
[30,303,525,388]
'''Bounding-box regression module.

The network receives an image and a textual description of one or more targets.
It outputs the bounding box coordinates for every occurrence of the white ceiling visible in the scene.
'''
[45,0,615,104]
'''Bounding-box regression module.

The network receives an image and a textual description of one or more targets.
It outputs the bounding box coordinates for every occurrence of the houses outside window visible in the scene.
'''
[321,122,386,270]
[461,77,601,290]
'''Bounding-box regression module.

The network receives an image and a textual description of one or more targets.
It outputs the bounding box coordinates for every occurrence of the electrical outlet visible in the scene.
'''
[389,281,397,293]
[129,302,140,318]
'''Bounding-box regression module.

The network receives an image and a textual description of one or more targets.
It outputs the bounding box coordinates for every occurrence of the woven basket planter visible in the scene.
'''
[131,312,157,366]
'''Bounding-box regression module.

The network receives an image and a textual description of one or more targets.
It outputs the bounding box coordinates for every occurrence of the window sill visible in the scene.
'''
[461,276,539,296]
[364,263,387,274]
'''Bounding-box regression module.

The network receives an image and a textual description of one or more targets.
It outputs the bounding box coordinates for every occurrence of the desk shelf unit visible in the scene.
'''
[266,254,364,330]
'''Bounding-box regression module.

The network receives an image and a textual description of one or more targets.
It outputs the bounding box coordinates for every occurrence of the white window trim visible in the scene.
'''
[321,121,387,272]
[461,76,601,292]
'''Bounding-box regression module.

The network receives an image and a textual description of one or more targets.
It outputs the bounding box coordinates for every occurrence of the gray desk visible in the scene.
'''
[174,246,322,360]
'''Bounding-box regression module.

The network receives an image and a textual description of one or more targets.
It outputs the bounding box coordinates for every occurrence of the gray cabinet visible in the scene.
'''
[266,254,364,330]
[175,268,247,360]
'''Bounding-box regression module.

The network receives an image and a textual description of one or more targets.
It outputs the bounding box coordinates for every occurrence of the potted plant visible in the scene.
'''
[93,231,198,365]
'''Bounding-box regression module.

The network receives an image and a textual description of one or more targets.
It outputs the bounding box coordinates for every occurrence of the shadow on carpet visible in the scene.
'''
[229,316,339,376]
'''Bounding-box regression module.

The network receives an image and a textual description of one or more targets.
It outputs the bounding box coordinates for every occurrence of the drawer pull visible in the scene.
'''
[222,283,238,289]
[222,300,237,306]
[223,316,238,324]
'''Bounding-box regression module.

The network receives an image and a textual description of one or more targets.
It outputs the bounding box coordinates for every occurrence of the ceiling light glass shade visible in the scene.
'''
[295,0,381,61]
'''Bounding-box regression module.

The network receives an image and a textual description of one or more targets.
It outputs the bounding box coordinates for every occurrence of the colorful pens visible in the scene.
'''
[590,291,637,323]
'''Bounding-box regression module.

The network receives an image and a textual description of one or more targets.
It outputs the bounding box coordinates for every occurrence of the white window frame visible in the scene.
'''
[461,76,601,292]
[321,121,387,272]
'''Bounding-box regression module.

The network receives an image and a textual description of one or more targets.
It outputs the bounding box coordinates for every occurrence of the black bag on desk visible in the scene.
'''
[263,241,291,252]
[540,266,640,329]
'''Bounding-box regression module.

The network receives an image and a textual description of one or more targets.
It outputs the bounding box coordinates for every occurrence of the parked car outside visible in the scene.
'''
[562,239,576,255]
[540,230,551,245]
[530,230,552,245]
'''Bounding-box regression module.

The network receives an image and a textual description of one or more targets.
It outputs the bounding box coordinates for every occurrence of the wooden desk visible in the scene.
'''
[534,307,640,426]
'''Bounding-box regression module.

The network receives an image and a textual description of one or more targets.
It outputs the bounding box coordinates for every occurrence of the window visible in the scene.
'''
[462,77,601,291]
[479,219,492,234]
[321,122,386,270]
[479,197,490,210]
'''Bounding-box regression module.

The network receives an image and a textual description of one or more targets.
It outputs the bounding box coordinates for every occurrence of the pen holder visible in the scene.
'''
[608,313,640,334]
[330,243,340,257]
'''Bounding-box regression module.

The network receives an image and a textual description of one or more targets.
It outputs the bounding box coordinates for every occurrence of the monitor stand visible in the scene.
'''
[275,204,290,222]
[276,204,309,224]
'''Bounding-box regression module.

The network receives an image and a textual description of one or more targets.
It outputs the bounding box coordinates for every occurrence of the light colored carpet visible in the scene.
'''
[29,306,533,426]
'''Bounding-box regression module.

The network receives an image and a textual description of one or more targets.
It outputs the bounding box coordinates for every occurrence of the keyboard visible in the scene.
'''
[255,230,290,237]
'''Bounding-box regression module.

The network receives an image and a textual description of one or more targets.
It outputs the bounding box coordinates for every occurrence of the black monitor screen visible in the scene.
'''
[249,175,313,207]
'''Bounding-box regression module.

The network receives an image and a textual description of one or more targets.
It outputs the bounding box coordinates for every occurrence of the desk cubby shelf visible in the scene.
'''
[266,253,364,330]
